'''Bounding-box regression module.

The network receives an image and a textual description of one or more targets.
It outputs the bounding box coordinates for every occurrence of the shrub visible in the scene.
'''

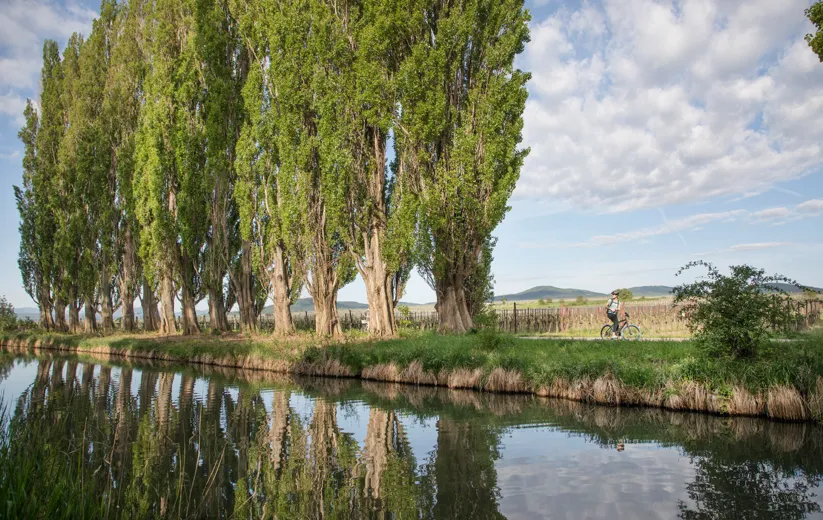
[397,305,413,328]
[0,296,16,332]
[616,288,633,301]
[673,261,800,358]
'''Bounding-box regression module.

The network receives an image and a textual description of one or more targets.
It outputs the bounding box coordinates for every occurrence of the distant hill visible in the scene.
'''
[493,285,675,301]
[627,286,674,298]
[493,286,607,301]
[764,283,823,294]
[273,298,368,314]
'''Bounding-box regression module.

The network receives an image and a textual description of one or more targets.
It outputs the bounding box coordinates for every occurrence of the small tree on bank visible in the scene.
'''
[0,297,17,332]
[616,288,633,301]
[673,261,800,358]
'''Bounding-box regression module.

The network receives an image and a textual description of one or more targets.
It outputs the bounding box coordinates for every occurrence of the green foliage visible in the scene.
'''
[673,261,801,358]
[0,297,16,332]
[402,0,531,329]
[616,288,633,301]
[397,305,413,328]
[575,295,585,304]
[806,1,823,62]
[17,0,538,335]
[14,101,41,308]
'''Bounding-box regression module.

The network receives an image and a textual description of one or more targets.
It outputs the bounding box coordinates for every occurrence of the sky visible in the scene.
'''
[1,0,822,309]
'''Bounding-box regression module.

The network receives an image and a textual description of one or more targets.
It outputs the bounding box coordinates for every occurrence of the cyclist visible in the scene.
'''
[606,290,622,338]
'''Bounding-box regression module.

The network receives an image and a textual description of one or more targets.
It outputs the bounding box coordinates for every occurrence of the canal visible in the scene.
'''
[0,353,821,519]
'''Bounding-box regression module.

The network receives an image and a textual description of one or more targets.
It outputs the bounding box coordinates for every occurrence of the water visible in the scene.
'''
[1,353,822,519]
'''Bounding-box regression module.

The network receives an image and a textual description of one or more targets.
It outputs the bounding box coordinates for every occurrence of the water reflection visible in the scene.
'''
[0,355,821,519]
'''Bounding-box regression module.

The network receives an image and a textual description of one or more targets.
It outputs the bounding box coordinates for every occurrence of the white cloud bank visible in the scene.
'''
[749,198,823,223]
[0,0,95,123]
[517,0,823,212]
[519,197,822,248]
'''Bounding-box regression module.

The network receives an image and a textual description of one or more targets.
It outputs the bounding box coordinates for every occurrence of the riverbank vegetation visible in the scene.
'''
[14,0,530,338]
[4,327,823,421]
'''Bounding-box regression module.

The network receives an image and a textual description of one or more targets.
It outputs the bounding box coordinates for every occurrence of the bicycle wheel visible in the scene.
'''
[600,325,614,339]
[622,324,641,341]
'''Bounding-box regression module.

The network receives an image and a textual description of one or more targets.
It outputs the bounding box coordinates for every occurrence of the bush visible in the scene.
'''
[397,305,413,328]
[0,296,16,332]
[616,288,633,301]
[673,261,800,358]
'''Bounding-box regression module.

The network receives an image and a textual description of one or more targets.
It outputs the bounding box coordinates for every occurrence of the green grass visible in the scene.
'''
[4,328,823,398]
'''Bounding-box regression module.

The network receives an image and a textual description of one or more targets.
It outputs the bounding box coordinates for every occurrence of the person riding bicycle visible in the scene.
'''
[606,290,622,337]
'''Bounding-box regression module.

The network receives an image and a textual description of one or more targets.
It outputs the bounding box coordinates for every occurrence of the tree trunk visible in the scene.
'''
[355,129,397,337]
[435,273,472,334]
[181,286,200,335]
[38,284,54,331]
[68,298,81,333]
[122,290,135,332]
[179,250,200,335]
[310,266,341,338]
[359,238,396,337]
[100,266,115,332]
[232,239,257,333]
[83,296,98,333]
[121,227,136,332]
[53,296,67,332]
[141,278,160,332]
[208,288,228,332]
[271,244,295,336]
[159,272,177,335]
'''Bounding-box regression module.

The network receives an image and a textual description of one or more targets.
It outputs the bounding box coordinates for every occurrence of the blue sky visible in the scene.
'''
[1,0,822,308]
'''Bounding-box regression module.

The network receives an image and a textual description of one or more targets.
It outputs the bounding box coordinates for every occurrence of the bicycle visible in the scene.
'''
[600,312,642,340]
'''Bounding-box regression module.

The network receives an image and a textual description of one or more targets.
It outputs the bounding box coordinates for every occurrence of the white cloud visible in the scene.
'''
[796,199,823,214]
[0,150,22,161]
[520,209,744,249]
[749,207,793,223]
[0,0,95,101]
[0,92,27,127]
[748,198,823,223]
[725,242,793,252]
[517,0,823,212]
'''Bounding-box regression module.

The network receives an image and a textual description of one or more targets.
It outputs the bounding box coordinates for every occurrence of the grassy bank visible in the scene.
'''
[2,329,823,421]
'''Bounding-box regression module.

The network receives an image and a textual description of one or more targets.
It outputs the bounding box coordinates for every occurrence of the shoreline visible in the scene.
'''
[2,333,822,423]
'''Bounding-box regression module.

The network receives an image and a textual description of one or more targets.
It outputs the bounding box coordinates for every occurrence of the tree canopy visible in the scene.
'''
[15,0,530,335]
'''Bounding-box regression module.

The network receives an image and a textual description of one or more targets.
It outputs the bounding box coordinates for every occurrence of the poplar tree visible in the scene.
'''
[57,33,87,332]
[334,0,421,337]
[135,0,185,335]
[173,0,207,335]
[287,0,356,337]
[197,0,252,332]
[13,101,44,327]
[67,3,118,332]
[233,0,303,335]
[32,40,64,331]
[104,0,149,332]
[398,0,530,332]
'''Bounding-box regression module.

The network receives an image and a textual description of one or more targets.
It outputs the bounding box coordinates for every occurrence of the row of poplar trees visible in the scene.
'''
[15,0,530,337]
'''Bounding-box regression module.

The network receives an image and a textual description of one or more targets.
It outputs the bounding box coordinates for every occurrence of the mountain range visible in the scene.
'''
[492,285,674,301]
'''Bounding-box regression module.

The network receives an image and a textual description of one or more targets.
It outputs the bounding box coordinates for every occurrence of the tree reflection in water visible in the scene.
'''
[0,356,821,519]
